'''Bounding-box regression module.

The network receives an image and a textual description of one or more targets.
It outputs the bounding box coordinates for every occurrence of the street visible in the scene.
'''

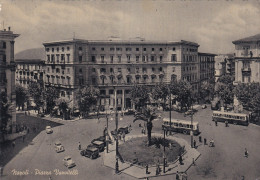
[2,107,260,180]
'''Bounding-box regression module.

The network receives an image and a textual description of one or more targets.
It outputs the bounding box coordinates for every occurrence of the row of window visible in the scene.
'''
[47,67,70,74]
[182,66,197,72]
[0,41,6,49]
[46,46,70,52]
[92,47,176,52]
[47,54,71,63]
[183,55,197,62]
[182,74,198,82]
[46,75,71,85]
[96,67,165,74]
[213,113,246,120]
[17,64,42,70]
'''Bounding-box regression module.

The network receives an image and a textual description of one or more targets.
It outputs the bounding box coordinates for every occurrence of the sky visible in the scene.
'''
[1,0,260,54]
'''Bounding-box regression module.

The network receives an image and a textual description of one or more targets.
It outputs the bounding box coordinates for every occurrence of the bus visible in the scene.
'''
[212,111,249,126]
[162,118,200,135]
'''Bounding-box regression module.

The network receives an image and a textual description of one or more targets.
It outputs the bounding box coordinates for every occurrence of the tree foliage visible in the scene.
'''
[44,87,59,114]
[234,82,260,112]
[133,107,158,146]
[151,82,169,109]
[55,97,71,120]
[170,80,193,110]
[0,91,11,134]
[200,80,214,102]
[28,82,44,113]
[215,75,234,105]
[15,84,28,110]
[75,86,100,117]
[130,85,150,110]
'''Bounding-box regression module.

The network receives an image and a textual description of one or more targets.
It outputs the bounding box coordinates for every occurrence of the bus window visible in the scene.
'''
[174,123,178,127]
[190,125,193,129]
[179,123,183,127]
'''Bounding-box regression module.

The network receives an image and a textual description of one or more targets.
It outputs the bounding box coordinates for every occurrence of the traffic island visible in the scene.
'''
[103,133,200,179]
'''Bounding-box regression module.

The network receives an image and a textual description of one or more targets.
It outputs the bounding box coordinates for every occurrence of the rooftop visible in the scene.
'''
[232,33,260,44]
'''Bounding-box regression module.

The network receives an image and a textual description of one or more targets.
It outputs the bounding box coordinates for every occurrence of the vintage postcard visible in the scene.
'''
[0,0,260,180]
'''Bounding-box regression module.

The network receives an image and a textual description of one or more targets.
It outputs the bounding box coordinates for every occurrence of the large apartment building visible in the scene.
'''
[233,33,260,84]
[198,52,215,86]
[0,27,19,133]
[42,38,201,110]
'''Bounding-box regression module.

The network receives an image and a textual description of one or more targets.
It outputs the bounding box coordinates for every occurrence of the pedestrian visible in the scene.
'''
[209,139,214,147]
[0,166,3,177]
[176,171,180,180]
[139,123,142,127]
[204,138,207,145]
[78,142,81,150]
[225,120,229,127]
[193,140,196,148]
[244,148,248,158]
[215,120,218,126]
[12,141,15,148]
[49,176,52,180]
[199,136,202,142]
[145,164,149,174]
[179,155,183,165]
[122,132,125,142]
[22,135,25,142]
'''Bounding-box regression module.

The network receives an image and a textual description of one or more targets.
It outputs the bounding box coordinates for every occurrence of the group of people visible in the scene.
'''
[197,136,215,147]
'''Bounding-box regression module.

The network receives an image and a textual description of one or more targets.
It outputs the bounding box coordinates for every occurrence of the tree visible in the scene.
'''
[130,85,150,111]
[133,107,158,146]
[215,74,234,106]
[44,87,59,114]
[56,98,71,120]
[15,84,28,111]
[200,81,214,103]
[172,80,193,111]
[151,83,169,110]
[75,86,100,118]
[0,91,12,137]
[28,82,44,113]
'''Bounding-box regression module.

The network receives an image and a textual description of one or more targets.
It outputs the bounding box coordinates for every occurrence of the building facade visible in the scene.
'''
[233,34,260,84]
[215,54,227,82]
[43,39,201,110]
[15,59,45,88]
[198,52,215,87]
[0,28,19,132]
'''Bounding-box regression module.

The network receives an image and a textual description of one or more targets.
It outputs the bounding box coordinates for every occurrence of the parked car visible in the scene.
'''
[118,126,129,134]
[80,146,99,159]
[184,109,197,116]
[54,141,65,153]
[202,104,207,109]
[37,113,45,117]
[91,140,105,152]
[63,156,76,168]
[45,126,53,134]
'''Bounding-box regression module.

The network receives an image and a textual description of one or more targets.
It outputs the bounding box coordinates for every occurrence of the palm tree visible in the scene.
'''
[133,107,158,146]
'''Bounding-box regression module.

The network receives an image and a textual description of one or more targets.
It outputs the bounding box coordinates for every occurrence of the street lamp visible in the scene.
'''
[190,96,194,148]
[163,127,166,173]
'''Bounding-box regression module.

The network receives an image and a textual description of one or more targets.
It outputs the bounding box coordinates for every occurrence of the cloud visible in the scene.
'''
[190,4,260,53]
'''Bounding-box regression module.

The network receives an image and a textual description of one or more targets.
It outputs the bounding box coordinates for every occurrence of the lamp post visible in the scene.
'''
[190,96,194,148]
[113,86,119,174]
[163,128,166,173]
[169,92,172,135]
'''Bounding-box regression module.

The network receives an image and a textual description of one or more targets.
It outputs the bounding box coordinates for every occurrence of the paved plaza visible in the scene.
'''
[1,107,260,180]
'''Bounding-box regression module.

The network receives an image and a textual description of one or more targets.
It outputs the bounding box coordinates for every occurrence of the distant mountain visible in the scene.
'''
[15,48,45,60]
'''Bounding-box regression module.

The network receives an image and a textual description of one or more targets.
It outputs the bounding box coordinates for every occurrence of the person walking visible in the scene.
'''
[78,142,81,150]
[225,120,229,127]
[146,164,149,174]
[199,136,202,143]
[244,148,248,158]
[193,140,196,149]
[176,171,180,180]
[179,155,183,165]
[12,141,15,148]
[22,135,25,142]
[215,120,218,126]
[204,138,207,145]
[122,132,125,142]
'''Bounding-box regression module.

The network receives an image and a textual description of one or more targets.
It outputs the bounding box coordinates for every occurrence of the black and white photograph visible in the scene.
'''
[0,0,260,179]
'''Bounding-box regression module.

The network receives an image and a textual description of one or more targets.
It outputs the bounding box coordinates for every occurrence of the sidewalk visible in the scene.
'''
[103,133,200,179]
[17,110,82,125]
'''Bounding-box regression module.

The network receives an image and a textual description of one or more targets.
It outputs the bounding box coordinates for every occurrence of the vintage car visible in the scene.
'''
[63,156,76,168]
[54,141,65,153]
[45,126,53,134]
[91,140,105,152]
[80,146,99,159]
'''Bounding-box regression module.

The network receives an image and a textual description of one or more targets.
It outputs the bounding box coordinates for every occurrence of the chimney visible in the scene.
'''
[8,27,11,31]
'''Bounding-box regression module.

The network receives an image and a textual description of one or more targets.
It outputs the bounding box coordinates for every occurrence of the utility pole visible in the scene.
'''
[190,96,194,148]
[114,87,119,173]
[163,129,166,173]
